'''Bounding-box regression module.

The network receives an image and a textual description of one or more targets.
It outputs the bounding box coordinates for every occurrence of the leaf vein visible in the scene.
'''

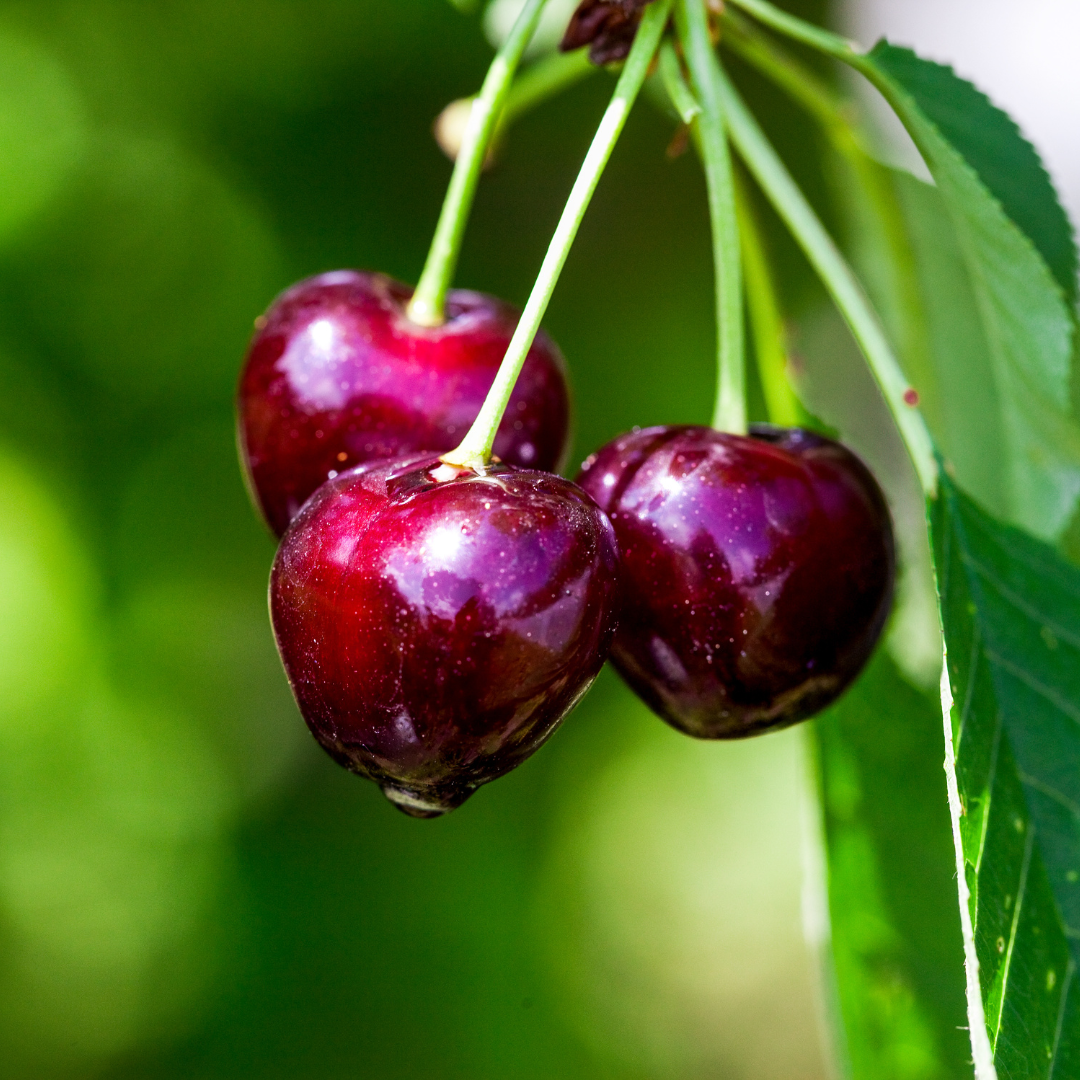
[975,700,1003,878]
[985,650,1080,727]
[1018,771,1080,822]
[957,620,981,749]
[992,820,1035,1049]
[963,553,1080,649]
[1048,957,1075,1080]
[975,529,1080,601]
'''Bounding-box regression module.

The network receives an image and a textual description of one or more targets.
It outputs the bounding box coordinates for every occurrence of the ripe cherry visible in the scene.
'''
[238,271,571,537]
[577,424,895,738]
[270,454,620,816]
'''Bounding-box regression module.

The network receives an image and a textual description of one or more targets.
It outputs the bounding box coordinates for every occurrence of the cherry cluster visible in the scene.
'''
[237,271,895,817]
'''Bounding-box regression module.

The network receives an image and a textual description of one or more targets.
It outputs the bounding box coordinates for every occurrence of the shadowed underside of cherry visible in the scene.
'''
[238,271,571,536]
[270,454,620,816]
[578,424,895,738]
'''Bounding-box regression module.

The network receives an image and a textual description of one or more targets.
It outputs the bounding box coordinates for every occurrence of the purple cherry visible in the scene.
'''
[270,454,620,816]
[238,271,571,537]
[577,424,895,738]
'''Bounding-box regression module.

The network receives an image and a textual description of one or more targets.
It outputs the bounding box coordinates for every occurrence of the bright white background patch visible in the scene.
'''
[842,0,1080,226]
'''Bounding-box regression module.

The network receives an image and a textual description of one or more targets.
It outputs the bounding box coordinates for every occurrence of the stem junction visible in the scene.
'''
[442,0,675,470]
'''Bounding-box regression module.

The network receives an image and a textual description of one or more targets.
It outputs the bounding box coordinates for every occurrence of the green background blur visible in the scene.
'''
[0,1,912,1076]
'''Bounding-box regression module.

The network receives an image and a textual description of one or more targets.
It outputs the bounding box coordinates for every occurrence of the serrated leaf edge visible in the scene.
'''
[893,80,1073,398]
[864,48,1074,386]
[866,55,1080,539]
[868,40,1079,308]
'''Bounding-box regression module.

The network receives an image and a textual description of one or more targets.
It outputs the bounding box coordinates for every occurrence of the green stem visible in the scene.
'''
[721,12,938,424]
[724,0,860,61]
[501,48,596,130]
[721,0,921,148]
[724,0,920,123]
[715,66,938,493]
[442,0,675,470]
[657,40,701,124]
[437,50,598,167]
[734,171,803,427]
[407,0,547,327]
[675,0,746,434]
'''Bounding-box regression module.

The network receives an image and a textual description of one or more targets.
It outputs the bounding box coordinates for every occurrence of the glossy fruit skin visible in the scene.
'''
[577,424,895,738]
[238,270,571,537]
[270,454,620,816]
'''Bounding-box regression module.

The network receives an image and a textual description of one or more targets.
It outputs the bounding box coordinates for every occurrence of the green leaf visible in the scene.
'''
[860,43,1079,542]
[933,469,1080,1076]
[869,44,1077,309]
[840,165,1019,527]
[814,651,969,1079]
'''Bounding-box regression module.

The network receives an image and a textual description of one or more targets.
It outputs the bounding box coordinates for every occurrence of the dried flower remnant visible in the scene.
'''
[560,0,655,65]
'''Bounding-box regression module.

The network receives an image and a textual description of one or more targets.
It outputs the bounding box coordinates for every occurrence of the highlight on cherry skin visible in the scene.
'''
[238,270,571,537]
[577,423,895,739]
[269,453,621,817]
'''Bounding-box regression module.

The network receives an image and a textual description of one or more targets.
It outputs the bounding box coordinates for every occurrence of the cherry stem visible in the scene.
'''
[501,48,596,133]
[407,0,548,328]
[714,66,938,494]
[657,40,701,125]
[724,0,858,61]
[721,11,936,424]
[734,170,803,427]
[441,50,597,165]
[674,0,746,435]
[442,0,675,470]
[722,0,943,174]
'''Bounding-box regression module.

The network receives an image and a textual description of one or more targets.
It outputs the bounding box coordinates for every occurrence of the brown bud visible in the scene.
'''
[560,0,656,65]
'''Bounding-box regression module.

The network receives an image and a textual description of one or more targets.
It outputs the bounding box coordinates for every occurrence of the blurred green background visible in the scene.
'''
[0,1,922,1076]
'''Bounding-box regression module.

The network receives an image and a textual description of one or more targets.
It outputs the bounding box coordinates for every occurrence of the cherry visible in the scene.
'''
[238,271,571,537]
[577,424,895,738]
[269,453,620,816]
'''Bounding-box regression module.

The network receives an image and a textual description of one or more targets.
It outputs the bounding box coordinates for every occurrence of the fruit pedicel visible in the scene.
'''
[241,0,912,816]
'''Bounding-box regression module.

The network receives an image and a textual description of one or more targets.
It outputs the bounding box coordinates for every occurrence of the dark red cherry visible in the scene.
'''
[269,454,620,816]
[577,424,895,738]
[238,271,571,537]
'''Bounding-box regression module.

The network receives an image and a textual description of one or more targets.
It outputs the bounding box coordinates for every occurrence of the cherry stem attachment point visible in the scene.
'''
[714,66,937,494]
[407,0,547,328]
[442,0,675,471]
[674,0,746,435]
